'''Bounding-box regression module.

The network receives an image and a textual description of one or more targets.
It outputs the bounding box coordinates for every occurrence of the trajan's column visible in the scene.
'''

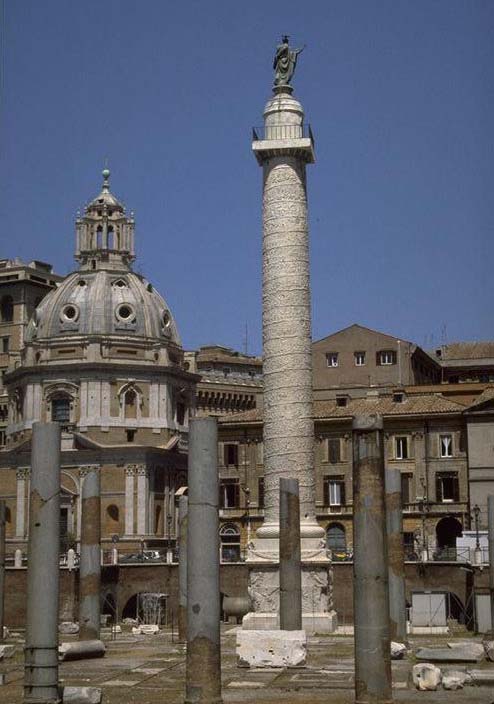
[244,38,336,632]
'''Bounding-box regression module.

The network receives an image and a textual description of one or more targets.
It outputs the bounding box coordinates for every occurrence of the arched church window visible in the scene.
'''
[51,397,70,424]
[96,228,103,248]
[220,523,241,563]
[106,504,119,522]
[0,296,14,323]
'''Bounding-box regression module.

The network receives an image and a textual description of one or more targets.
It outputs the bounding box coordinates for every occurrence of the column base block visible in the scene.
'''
[242,611,337,634]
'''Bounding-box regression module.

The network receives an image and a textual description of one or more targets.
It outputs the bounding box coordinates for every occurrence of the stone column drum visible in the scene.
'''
[244,83,335,633]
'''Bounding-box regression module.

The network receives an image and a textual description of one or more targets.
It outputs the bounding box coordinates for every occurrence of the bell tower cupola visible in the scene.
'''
[75,169,135,271]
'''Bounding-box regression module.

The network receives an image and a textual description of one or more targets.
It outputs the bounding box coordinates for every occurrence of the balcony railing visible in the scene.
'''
[252,123,314,145]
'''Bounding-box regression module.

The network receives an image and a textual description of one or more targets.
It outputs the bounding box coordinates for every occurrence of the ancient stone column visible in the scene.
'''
[24,422,61,704]
[353,416,392,704]
[0,500,5,641]
[245,73,335,633]
[385,467,407,642]
[279,478,302,630]
[185,418,221,704]
[79,466,101,641]
[178,494,188,643]
[488,495,494,635]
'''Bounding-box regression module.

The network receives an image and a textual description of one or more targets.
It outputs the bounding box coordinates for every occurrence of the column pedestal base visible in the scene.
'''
[243,561,337,635]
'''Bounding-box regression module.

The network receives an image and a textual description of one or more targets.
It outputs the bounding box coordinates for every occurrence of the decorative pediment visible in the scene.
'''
[44,382,79,401]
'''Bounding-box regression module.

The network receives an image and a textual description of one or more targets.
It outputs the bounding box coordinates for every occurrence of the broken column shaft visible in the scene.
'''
[178,494,188,643]
[279,478,302,630]
[79,466,101,641]
[352,416,392,704]
[0,501,5,641]
[185,418,222,704]
[385,467,407,643]
[24,422,61,704]
[488,495,494,635]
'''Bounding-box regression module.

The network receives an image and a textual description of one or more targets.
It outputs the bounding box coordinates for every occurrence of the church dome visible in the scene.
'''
[26,269,181,344]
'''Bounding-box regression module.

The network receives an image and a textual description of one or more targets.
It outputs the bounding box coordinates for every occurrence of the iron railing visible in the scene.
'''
[252,123,314,145]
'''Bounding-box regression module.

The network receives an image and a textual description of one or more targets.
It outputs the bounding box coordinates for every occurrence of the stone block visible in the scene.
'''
[483,640,494,662]
[131,624,159,635]
[415,647,481,663]
[390,641,407,660]
[59,640,106,661]
[467,669,494,686]
[412,663,442,691]
[442,671,468,690]
[236,630,306,668]
[0,645,16,659]
[447,642,485,661]
[242,611,337,635]
[63,687,102,703]
[59,621,79,635]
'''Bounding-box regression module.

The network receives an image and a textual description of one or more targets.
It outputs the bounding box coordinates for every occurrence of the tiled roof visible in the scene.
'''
[466,386,494,409]
[218,393,464,425]
[438,342,494,361]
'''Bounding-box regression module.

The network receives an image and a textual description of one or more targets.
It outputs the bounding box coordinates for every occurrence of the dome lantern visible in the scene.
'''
[75,169,135,272]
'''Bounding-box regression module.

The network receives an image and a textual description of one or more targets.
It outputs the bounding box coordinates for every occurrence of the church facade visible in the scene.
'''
[0,170,197,557]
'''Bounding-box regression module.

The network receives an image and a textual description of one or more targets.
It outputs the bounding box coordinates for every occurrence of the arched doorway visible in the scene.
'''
[436,516,462,558]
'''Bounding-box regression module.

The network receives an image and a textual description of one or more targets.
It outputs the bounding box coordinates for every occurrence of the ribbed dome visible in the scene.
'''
[26,269,181,345]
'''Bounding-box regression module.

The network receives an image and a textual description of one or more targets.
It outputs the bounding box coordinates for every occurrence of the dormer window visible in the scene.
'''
[393,391,405,403]
[377,350,397,366]
[336,396,348,407]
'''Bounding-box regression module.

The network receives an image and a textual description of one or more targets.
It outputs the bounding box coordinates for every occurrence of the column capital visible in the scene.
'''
[16,466,30,480]
[79,464,100,478]
[129,463,147,476]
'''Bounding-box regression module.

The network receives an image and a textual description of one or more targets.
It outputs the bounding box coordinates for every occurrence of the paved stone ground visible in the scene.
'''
[1,627,493,703]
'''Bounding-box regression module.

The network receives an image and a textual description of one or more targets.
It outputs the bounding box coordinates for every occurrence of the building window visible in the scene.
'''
[220,478,240,508]
[220,524,241,562]
[395,436,409,460]
[126,429,135,442]
[258,477,264,509]
[51,398,70,423]
[401,473,413,505]
[377,350,397,365]
[324,476,346,508]
[354,351,365,366]
[0,430,5,447]
[436,472,459,503]
[223,443,238,467]
[0,296,13,323]
[1,337,9,353]
[403,531,416,559]
[327,438,341,464]
[326,523,346,556]
[326,352,339,368]
[440,434,453,458]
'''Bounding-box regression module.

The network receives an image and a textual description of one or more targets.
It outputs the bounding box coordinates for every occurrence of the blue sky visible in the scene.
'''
[1,1,493,353]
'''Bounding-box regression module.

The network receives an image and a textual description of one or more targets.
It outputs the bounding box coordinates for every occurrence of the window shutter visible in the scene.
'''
[453,476,460,502]
[340,438,347,463]
[322,439,329,463]
[391,351,397,364]
[234,482,240,507]
[435,474,441,502]
[408,435,414,459]
[218,442,225,466]
[340,481,346,506]
[376,351,381,366]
